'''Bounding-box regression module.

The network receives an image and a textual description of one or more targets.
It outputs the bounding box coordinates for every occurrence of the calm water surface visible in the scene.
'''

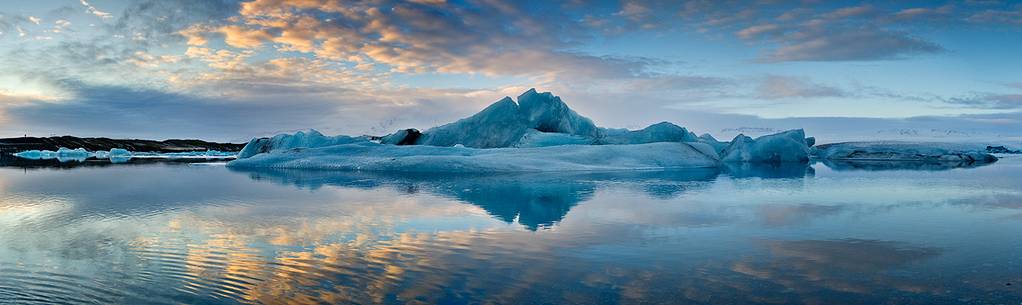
[1,157,1021,304]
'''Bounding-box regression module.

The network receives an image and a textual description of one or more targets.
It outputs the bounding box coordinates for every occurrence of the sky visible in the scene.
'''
[0,0,1020,142]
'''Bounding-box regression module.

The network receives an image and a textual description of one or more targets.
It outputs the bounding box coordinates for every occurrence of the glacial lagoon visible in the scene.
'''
[0,157,1020,304]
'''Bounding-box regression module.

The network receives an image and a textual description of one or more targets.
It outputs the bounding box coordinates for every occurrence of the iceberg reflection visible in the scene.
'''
[230,168,735,230]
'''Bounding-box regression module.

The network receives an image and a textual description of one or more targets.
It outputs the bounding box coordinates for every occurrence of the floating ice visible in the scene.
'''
[232,89,821,171]
[12,146,233,163]
[229,89,1007,172]
[599,122,698,145]
[132,150,234,158]
[229,141,720,172]
[13,150,55,160]
[110,148,132,157]
[14,147,90,160]
[237,129,368,159]
[813,142,998,162]
[720,129,812,162]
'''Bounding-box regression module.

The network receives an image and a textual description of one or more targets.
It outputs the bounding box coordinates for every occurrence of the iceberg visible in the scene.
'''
[412,90,708,149]
[598,122,698,145]
[131,150,235,159]
[12,146,234,163]
[110,148,132,157]
[813,142,998,163]
[697,133,730,155]
[513,129,593,148]
[229,89,823,172]
[229,141,720,172]
[517,89,601,138]
[14,147,91,161]
[13,150,56,160]
[720,129,812,163]
[414,89,600,148]
[237,129,368,159]
[58,147,91,157]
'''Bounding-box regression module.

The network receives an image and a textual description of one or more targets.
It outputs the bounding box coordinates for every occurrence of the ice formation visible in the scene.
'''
[110,148,132,157]
[13,150,54,159]
[13,146,235,163]
[15,147,91,160]
[408,90,715,149]
[512,129,592,148]
[224,88,1001,172]
[132,150,235,158]
[413,89,601,148]
[237,129,368,159]
[720,129,812,162]
[813,142,998,162]
[229,141,720,172]
[599,122,698,145]
[230,89,817,172]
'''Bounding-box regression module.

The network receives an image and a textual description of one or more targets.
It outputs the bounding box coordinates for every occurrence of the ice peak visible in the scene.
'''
[482,96,518,112]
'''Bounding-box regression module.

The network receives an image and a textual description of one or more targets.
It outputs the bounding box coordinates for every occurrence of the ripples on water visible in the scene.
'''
[0,157,1020,304]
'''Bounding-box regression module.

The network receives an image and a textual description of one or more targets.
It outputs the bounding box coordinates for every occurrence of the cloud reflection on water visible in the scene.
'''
[1,160,1021,304]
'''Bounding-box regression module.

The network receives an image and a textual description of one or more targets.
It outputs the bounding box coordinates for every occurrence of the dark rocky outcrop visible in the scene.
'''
[0,136,245,154]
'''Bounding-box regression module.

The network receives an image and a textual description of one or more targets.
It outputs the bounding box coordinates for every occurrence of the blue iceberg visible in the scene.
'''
[812,142,998,162]
[229,89,822,172]
[721,129,812,163]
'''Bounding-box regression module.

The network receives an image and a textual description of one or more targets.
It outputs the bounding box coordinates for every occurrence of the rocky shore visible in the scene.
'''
[0,136,245,154]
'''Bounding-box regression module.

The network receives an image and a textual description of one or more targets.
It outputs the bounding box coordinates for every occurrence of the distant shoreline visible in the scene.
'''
[0,136,245,154]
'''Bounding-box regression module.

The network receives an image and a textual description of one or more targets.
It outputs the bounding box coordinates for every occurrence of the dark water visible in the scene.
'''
[0,157,1020,304]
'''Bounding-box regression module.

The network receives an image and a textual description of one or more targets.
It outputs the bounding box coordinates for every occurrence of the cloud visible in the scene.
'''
[730,239,942,296]
[701,2,951,62]
[3,84,343,140]
[736,23,782,40]
[762,29,943,62]
[823,5,876,19]
[0,78,530,141]
[892,5,955,22]
[184,0,652,81]
[968,6,1022,25]
[755,204,845,227]
[110,0,238,47]
[219,25,272,48]
[756,75,847,99]
[79,0,112,19]
[947,94,1022,110]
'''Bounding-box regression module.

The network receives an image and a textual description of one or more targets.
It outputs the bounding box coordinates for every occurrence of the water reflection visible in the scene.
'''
[230,165,815,230]
[724,239,944,304]
[721,162,815,178]
[1,159,1021,304]
[236,168,724,229]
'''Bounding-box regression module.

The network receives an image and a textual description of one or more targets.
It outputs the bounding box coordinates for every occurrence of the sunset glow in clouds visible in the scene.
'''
[0,0,1020,141]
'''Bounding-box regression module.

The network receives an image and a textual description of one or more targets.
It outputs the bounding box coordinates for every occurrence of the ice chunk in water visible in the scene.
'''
[720,129,811,162]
